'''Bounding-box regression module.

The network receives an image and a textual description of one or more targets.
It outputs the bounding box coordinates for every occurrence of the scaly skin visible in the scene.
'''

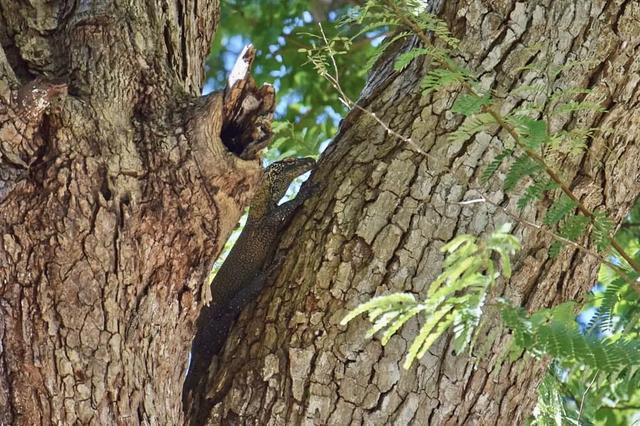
[183,156,316,400]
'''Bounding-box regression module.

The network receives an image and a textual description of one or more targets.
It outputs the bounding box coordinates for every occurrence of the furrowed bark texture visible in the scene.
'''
[0,1,267,424]
[200,1,640,424]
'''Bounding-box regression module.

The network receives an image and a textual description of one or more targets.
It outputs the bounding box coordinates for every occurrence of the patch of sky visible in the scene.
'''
[202,79,215,95]
[269,65,289,81]
[317,106,342,125]
[222,35,249,65]
[576,307,597,333]
[576,282,612,337]
[319,139,332,154]
[276,92,304,116]
[370,32,387,48]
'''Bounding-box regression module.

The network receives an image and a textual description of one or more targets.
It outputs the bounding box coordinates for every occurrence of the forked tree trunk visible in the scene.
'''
[195,1,640,424]
[0,1,273,424]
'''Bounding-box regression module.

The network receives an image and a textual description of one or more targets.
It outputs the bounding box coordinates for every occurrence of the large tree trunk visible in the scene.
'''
[196,1,640,424]
[0,2,271,424]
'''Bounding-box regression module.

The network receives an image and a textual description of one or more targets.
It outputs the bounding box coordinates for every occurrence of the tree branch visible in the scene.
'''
[221,45,276,160]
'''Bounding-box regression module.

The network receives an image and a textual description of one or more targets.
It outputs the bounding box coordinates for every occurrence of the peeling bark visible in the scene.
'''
[200,1,640,425]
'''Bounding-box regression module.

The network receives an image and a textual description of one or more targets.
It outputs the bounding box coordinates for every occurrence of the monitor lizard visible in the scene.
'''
[183,156,316,398]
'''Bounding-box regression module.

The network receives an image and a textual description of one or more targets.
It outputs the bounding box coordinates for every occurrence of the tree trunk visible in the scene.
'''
[0,1,271,424]
[197,1,640,424]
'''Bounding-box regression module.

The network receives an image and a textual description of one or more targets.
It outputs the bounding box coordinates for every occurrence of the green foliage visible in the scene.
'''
[548,215,591,257]
[555,99,606,115]
[543,195,577,226]
[531,373,572,426]
[421,68,466,94]
[593,210,614,252]
[527,204,640,425]
[519,118,548,149]
[363,30,412,71]
[451,93,492,116]
[480,148,512,184]
[502,302,640,372]
[342,225,520,369]
[546,127,595,159]
[503,155,542,191]
[268,121,328,160]
[528,230,640,424]
[559,215,590,243]
[393,47,433,71]
[588,277,626,335]
[516,179,557,211]
[409,6,459,48]
[547,242,563,259]
[588,261,638,337]
[448,113,496,144]
[211,0,374,159]
[532,366,640,426]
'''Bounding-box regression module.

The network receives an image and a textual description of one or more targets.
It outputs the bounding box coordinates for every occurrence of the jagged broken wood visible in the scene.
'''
[221,44,275,160]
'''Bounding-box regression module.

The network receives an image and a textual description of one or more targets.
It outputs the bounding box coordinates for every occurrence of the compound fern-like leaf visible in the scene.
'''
[449,113,496,145]
[421,68,465,95]
[543,195,577,226]
[516,179,556,211]
[592,210,613,252]
[481,148,513,184]
[504,155,541,191]
[452,93,492,116]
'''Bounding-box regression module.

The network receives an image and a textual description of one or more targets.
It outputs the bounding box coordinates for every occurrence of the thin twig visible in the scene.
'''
[578,372,598,422]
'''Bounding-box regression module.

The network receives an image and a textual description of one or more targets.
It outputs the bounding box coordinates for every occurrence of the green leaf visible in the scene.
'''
[548,128,594,157]
[441,234,475,253]
[449,113,496,144]
[504,155,541,191]
[393,47,434,71]
[451,93,492,116]
[558,214,589,241]
[543,195,577,226]
[381,305,424,345]
[404,307,454,369]
[519,118,548,148]
[516,179,556,211]
[502,301,640,372]
[366,310,402,338]
[548,241,563,258]
[341,293,417,325]
[592,210,613,252]
[413,12,460,49]
[555,100,606,114]
[481,149,513,184]
[421,68,465,95]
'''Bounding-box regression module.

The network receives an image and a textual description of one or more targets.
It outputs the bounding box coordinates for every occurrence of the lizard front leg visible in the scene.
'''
[271,181,319,231]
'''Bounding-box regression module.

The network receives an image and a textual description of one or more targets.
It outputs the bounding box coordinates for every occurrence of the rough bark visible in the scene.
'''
[199,1,640,424]
[0,1,271,424]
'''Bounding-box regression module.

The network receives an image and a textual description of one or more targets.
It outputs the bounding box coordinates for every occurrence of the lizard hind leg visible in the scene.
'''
[183,272,267,395]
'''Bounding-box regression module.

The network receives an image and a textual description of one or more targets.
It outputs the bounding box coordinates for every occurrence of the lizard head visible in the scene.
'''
[248,157,316,220]
[264,156,316,203]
